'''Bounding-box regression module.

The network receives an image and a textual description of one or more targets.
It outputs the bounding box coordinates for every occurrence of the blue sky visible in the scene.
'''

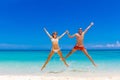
[0,0,120,50]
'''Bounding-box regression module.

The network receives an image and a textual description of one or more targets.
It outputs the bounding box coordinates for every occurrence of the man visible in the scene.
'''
[66,22,97,67]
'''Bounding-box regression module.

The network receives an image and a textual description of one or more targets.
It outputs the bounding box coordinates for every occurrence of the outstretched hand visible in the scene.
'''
[90,22,94,26]
[43,27,46,30]
[66,30,69,34]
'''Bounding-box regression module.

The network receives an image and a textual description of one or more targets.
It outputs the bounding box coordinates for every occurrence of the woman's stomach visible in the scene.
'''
[52,44,60,50]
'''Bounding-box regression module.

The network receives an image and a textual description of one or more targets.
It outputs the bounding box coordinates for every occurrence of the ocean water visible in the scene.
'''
[0,50,120,75]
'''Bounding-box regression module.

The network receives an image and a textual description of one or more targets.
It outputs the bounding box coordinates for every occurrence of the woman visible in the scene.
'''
[41,28,69,71]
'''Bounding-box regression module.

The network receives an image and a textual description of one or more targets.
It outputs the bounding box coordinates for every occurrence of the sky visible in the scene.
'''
[0,0,120,50]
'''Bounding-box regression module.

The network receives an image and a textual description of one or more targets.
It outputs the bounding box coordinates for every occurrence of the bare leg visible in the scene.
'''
[82,49,97,67]
[57,50,69,67]
[41,51,54,71]
[65,48,77,59]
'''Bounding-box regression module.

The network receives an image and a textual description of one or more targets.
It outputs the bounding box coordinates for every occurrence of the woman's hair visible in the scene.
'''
[52,32,58,38]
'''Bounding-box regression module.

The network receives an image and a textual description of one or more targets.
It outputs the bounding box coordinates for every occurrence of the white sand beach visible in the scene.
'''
[0,72,120,80]
[0,75,120,80]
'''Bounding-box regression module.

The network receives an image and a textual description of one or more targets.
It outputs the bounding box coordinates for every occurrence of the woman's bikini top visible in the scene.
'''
[51,38,59,42]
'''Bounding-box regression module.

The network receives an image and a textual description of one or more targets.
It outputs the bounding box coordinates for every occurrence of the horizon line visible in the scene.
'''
[0,49,120,51]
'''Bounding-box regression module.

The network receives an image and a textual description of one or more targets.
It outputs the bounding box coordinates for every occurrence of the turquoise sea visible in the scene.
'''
[0,50,120,75]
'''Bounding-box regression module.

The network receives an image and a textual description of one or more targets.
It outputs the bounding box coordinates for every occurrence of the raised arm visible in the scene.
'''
[58,31,67,39]
[43,28,52,38]
[67,31,76,38]
[84,22,94,34]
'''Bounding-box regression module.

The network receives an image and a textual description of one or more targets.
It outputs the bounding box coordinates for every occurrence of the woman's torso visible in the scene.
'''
[51,38,60,50]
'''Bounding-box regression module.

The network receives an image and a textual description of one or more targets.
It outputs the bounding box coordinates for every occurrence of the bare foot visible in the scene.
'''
[66,64,69,67]
[94,63,97,67]
[41,65,45,71]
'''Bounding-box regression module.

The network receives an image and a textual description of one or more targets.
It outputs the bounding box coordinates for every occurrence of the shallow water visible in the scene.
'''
[0,50,120,75]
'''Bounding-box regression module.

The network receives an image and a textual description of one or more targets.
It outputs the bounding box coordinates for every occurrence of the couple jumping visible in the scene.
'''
[41,22,97,71]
